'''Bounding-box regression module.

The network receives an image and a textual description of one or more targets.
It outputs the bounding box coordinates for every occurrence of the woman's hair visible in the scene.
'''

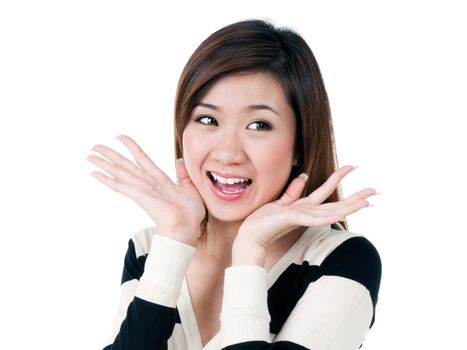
[173,19,348,238]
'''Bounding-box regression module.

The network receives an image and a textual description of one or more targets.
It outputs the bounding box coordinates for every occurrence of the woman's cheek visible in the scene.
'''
[260,139,294,172]
[257,139,294,197]
[182,129,209,180]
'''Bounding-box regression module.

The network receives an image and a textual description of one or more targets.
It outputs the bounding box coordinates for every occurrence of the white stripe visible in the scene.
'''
[168,324,187,350]
[135,233,196,306]
[132,226,157,258]
[220,266,271,347]
[274,276,373,350]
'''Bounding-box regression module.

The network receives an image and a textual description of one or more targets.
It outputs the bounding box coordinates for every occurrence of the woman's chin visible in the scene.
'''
[207,209,248,223]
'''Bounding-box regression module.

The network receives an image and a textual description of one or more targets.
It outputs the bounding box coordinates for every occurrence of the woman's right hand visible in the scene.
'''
[86,134,206,247]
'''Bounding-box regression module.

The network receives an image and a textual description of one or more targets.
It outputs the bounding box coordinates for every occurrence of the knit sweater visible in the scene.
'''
[103,222,381,350]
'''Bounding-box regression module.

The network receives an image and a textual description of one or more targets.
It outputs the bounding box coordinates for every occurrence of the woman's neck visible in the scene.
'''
[196,216,241,267]
[195,215,308,269]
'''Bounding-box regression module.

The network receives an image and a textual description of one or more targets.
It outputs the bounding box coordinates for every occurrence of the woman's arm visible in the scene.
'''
[103,228,196,350]
[86,136,205,348]
[220,235,382,350]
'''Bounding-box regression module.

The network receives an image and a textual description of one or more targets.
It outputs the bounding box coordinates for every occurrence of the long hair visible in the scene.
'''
[173,19,347,239]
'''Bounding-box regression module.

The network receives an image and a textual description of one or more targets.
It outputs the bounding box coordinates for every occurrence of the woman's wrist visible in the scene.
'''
[156,224,200,247]
[231,234,267,267]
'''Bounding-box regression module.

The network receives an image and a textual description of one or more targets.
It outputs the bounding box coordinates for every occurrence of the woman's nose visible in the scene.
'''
[210,131,247,165]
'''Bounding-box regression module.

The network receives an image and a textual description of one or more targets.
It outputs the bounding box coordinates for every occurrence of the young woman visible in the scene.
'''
[87,19,382,350]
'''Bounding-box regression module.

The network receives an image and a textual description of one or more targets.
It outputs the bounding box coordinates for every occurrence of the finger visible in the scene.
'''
[89,170,150,199]
[86,154,153,191]
[318,188,376,210]
[175,158,194,187]
[307,165,355,205]
[291,198,369,222]
[91,144,156,186]
[116,135,171,183]
[327,199,370,217]
[287,209,345,227]
[310,199,370,216]
[276,173,308,206]
[320,198,371,216]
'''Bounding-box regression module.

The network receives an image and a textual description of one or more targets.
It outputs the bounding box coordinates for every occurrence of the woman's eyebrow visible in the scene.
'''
[194,102,220,111]
[248,104,280,116]
[194,102,279,116]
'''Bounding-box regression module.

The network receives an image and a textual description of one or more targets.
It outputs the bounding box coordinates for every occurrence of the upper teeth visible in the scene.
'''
[210,172,250,185]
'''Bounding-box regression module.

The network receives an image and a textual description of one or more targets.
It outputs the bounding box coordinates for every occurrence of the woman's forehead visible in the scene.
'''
[196,73,290,114]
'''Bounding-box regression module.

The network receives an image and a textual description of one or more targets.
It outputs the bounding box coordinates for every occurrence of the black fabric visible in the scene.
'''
[268,237,381,334]
[268,263,320,334]
[105,297,177,350]
[319,236,382,326]
[119,238,183,326]
[121,239,147,284]
[104,240,181,349]
[320,236,381,308]
[105,232,381,349]
[223,340,309,350]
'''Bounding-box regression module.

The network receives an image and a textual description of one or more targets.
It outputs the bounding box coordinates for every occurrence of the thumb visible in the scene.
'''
[276,173,308,206]
[175,158,194,187]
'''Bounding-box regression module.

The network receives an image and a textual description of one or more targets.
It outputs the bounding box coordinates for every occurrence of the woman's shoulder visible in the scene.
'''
[303,223,381,268]
[301,223,382,311]
[268,224,382,332]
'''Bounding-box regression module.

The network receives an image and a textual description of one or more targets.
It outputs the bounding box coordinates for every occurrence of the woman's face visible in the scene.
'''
[182,72,296,222]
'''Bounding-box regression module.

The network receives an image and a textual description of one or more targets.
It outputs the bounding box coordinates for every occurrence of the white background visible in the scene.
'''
[1,1,465,349]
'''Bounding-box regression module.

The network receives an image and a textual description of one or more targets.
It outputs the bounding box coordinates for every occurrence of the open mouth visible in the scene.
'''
[207,171,252,194]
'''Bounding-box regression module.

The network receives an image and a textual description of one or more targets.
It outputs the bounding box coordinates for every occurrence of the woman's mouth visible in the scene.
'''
[207,171,252,200]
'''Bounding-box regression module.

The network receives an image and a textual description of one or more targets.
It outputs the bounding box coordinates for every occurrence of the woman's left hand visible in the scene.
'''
[236,165,377,249]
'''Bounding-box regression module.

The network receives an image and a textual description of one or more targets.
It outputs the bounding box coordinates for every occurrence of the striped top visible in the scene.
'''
[103,223,381,350]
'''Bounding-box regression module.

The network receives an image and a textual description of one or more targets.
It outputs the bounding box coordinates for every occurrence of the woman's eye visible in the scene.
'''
[195,115,218,126]
[247,121,272,131]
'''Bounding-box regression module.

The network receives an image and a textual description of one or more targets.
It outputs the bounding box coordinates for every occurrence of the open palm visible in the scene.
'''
[237,166,377,248]
[86,135,206,246]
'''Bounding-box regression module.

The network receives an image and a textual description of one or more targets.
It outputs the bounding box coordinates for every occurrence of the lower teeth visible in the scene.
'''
[221,187,247,194]
[215,183,250,194]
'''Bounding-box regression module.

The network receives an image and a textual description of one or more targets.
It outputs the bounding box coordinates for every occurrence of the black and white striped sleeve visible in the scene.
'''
[219,236,381,350]
[103,230,196,350]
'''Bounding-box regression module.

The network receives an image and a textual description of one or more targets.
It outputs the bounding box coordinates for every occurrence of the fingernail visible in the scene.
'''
[175,158,184,164]
[352,165,359,170]
[374,191,382,195]
[298,173,308,182]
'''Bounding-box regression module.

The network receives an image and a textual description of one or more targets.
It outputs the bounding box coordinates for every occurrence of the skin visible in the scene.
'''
[85,72,377,269]
[182,73,301,264]
[86,73,377,346]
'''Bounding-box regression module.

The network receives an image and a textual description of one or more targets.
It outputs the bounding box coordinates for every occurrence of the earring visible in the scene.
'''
[292,159,299,166]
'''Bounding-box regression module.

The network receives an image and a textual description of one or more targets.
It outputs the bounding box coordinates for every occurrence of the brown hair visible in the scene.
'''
[174,19,347,237]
